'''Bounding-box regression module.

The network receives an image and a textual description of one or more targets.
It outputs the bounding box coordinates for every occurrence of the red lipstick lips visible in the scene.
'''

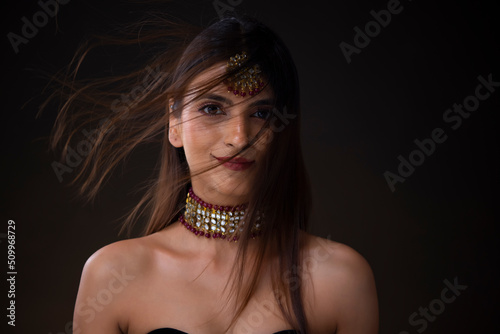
[216,156,255,171]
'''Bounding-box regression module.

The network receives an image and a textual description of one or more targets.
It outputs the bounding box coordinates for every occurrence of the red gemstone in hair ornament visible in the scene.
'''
[226,51,264,97]
[180,188,261,242]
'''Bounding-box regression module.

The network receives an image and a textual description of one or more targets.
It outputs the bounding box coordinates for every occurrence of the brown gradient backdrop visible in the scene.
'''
[1,0,498,333]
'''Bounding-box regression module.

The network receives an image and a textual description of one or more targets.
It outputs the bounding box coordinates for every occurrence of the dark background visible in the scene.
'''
[1,0,498,333]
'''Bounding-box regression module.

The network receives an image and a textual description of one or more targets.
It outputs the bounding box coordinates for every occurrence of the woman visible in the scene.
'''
[49,13,378,334]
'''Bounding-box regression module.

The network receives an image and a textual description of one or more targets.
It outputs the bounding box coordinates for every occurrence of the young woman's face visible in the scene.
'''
[169,63,275,205]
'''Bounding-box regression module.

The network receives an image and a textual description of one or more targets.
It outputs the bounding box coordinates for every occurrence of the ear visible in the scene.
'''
[168,98,183,148]
[168,125,183,148]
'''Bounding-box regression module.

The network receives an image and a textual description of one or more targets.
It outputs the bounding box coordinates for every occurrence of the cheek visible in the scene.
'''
[183,118,224,145]
[253,127,274,151]
[181,120,220,168]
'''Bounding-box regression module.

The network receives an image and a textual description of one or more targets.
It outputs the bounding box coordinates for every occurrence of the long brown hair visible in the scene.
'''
[45,11,312,333]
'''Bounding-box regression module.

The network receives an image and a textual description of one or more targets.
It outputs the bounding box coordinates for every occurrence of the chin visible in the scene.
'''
[203,179,252,203]
[218,181,251,197]
[193,166,258,203]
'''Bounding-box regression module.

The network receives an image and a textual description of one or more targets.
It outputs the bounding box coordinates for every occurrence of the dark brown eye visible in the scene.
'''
[199,104,224,116]
[252,109,271,120]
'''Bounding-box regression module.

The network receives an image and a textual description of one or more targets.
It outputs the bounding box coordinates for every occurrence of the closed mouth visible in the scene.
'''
[215,156,255,171]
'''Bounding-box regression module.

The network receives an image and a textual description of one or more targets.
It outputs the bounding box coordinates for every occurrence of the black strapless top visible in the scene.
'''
[148,328,298,334]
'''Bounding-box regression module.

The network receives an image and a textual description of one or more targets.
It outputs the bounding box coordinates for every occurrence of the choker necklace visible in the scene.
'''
[180,188,262,242]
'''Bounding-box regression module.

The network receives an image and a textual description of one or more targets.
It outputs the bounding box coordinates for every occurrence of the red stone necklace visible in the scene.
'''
[180,188,262,242]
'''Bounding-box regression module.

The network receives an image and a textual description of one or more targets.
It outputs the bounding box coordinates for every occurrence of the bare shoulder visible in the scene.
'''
[300,233,379,334]
[73,236,158,333]
[77,234,166,297]
[80,236,154,288]
[301,233,374,280]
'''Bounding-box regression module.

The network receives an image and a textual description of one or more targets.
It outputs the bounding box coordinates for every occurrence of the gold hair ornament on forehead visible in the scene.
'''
[226,52,265,97]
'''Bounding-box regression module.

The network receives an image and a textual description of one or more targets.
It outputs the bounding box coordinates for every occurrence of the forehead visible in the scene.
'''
[186,62,274,102]
[189,62,226,88]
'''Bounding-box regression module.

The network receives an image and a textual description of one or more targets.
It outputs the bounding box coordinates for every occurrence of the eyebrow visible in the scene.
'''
[197,93,275,107]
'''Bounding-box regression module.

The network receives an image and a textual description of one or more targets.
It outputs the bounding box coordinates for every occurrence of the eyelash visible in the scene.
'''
[198,103,224,116]
[197,103,272,120]
[253,109,272,120]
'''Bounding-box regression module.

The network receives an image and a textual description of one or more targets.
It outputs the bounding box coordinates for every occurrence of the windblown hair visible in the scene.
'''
[45,11,312,334]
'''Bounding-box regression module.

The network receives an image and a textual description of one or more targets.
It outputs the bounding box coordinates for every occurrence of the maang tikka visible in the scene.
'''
[226,51,265,97]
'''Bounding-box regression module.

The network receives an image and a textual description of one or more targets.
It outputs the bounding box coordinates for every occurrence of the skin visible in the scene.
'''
[168,63,274,206]
[73,64,379,334]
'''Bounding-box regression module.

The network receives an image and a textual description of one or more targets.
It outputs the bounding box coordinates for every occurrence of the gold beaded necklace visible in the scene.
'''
[180,188,262,242]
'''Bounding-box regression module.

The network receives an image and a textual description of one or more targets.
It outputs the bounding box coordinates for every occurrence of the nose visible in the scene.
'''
[224,112,250,149]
